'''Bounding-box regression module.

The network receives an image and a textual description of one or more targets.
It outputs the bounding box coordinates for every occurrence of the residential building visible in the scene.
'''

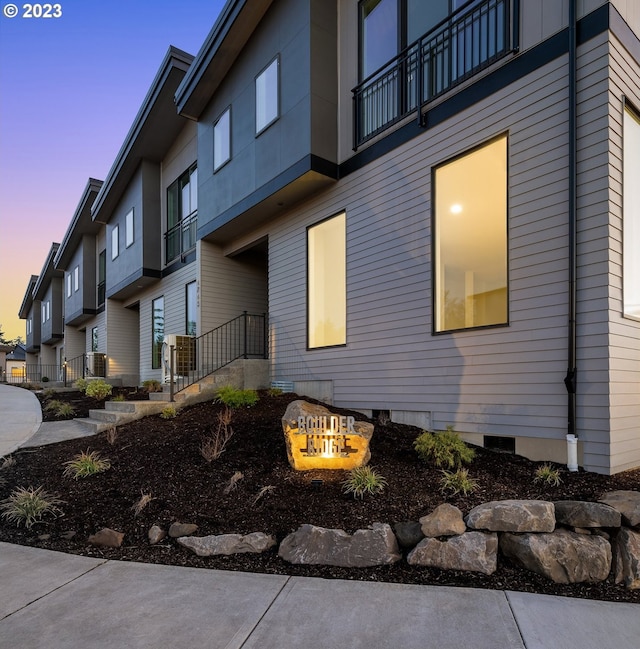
[173,0,640,474]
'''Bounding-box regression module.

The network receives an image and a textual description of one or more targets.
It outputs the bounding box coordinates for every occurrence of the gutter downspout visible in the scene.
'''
[564,0,578,471]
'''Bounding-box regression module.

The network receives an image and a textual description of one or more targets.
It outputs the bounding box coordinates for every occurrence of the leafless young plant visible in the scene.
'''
[104,426,118,445]
[131,491,154,516]
[223,471,244,494]
[252,485,275,507]
[200,406,234,462]
[1,455,16,469]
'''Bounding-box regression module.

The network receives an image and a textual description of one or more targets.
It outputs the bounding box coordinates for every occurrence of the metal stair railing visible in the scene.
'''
[168,312,267,400]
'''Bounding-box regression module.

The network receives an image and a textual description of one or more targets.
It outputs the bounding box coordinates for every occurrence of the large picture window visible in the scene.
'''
[434,135,508,332]
[152,296,165,369]
[624,103,640,319]
[256,57,279,134]
[308,212,346,348]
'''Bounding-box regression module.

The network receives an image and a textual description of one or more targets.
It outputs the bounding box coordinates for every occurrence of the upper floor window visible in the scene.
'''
[354,0,511,148]
[98,250,106,308]
[66,273,72,298]
[623,102,640,320]
[111,225,119,260]
[27,318,32,335]
[166,164,197,264]
[214,107,231,171]
[434,134,508,332]
[74,266,79,292]
[125,208,134,248]
[256,56,279,134]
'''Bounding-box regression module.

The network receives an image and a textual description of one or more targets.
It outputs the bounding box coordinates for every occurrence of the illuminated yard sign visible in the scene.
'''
[283,401,373,470]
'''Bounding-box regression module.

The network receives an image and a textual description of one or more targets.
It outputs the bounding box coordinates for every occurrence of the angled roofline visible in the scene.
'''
[18,275,39,319]
[175,0,273,120]
[32,243,62,302]
[54,178,104,271]
[92,46,194,223]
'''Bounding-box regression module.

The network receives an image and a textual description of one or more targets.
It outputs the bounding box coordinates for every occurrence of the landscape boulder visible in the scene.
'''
[178,532,276,557]
[465,500,555,533]
[169,522,198,538]
[282,400,374,470]
[407,531,498,575]
[420,503,466,537]
[279,523,401,567]
[599,491,640,528]
[500,529,611,584]
[393,521,424,549]
[88,528,124,548]
[612,527,640,589]
[148,525,166,544]
[554,500,621,528]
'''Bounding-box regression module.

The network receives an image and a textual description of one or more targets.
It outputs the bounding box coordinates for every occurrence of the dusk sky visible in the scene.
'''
[0,0,226,341]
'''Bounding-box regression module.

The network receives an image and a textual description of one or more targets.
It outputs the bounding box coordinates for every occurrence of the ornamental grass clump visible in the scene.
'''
[440,468,478,495]
[534,463,563,487]
[160,405,177,419]
[414,426,475,469]
[0,486,64,529]
[63,449,111,479]
[216,386,259,408]
[342,466,388,499]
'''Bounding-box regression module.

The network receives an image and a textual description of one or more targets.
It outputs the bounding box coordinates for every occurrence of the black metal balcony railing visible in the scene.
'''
[167,312,267,400]
[165,212,197,264]
[353,0,517,149]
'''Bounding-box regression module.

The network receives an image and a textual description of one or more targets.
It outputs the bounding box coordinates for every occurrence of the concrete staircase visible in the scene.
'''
[75,400,169,434]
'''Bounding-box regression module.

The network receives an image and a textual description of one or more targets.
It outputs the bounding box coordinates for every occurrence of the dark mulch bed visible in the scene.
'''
[37,388,150,421]
[1,390,639,603]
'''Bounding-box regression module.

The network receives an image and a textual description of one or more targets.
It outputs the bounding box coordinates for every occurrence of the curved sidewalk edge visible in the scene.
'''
[1,542,639,649]
[0,384,42,458]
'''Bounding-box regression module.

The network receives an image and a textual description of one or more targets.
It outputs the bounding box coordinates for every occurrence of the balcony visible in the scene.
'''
[165,212,197,264]
[353,0,518,149]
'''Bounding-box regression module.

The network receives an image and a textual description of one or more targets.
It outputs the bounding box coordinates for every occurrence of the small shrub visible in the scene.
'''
[131,491,154,516]
[44,399,65,413]
[0,486,64,529]
[73,378,88,392]
[54,403,76,419]
[42,388,56,399]
[63,450,111,479]
[267,387,283,397]
[201,407,234,461]
[160,406,177,420]
[414,426,475,469]
[534,463,562,487]
[41,376,49,383]
[440,468,478,496]
[216,385,259,408]
[142,379,162,393]
[223,471,244,495]
[111,393,126,402]
[342,466,388,499]
[1,455,16,469]
[253,485,275,506]
[85,380,112,400]
[104,426,118,445]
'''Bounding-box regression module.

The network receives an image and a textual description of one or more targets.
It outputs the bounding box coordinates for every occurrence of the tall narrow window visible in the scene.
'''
[256,57,279,134]
[214,107,231,171]
[152,296,165,369]
[42,304,46,324]
[624,103,640,319]
[186,281,197,336]
[308,212,346,348]
[166,164,197,263]
[434,135,508,332]
[111,225,119,260]
[91,327,98,352]
[98,250,106,307]
[125,208,134,248]
[73,266,79,292]
[46,301,50,321]
[67,273,72,298]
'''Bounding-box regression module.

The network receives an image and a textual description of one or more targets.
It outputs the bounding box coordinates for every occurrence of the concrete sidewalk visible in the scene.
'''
[1,542,639,649]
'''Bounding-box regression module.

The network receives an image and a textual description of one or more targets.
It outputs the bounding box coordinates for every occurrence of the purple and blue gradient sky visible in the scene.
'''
[0,0,226,341]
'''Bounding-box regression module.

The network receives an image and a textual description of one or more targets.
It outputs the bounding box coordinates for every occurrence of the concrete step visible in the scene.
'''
[88,409,119,423]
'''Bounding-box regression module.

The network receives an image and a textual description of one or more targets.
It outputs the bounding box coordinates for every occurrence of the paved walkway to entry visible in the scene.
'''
[1,384,639,648]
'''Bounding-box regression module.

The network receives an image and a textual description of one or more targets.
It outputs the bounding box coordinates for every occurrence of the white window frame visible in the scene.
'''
[73,266,79,292]
[111,225,119,260]
[255,56,279,135]
[67,273,72,298]
[214,107,231,171]
[125,208,134,248]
